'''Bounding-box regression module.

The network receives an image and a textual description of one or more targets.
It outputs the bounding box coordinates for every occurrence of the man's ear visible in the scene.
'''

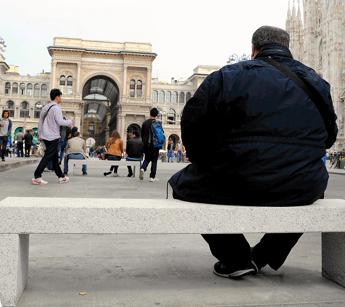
[251,44,259,59]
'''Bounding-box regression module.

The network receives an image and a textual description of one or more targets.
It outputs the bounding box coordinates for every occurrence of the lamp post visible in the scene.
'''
[227,53,251,64]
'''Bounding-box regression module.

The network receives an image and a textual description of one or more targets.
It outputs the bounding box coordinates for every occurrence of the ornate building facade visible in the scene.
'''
[0,36,219,147]
[286,0,345,150]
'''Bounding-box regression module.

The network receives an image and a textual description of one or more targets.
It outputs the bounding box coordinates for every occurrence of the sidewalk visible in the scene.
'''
[0,157,39,172]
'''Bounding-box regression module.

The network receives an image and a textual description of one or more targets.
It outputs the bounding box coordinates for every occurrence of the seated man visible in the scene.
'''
[126,130,144,177]
[169,26,338,279]
[63,129,87,175]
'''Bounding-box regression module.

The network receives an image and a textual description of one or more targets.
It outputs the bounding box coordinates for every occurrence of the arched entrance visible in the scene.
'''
[168,134,180,146]
[82,76,119,145]
[127,123,141,138]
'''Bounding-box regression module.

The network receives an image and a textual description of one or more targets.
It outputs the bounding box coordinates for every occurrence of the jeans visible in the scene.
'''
[177,150,182,162]
[17,141,24,157]
[126,157,142,176]
[0,136,8,160]
[167,150,174,162]
[142,148,159,178]
[64,153,87,174]
[106,155,122,173]
[58,138,67,164]
[34,139,65,179]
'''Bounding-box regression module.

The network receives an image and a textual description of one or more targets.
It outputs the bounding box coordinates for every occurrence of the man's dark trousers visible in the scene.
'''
[25,144,31,157]
[17,141,24,157]
[202,233,302,270]
[141,147,159,178]
[0,136,8,160]
[34,139,64,179]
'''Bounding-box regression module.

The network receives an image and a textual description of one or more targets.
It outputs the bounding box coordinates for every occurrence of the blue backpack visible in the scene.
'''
[151,120,165,149]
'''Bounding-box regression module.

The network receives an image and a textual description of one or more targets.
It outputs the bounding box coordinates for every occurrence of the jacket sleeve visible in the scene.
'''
[181,71,220,162]
[322,81,338,149]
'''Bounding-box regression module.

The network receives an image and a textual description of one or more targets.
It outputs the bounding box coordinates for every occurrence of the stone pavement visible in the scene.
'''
[0,162,345,306]
[0,157,39,172]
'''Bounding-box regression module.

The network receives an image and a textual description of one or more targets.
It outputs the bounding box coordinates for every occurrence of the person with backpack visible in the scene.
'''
[140,107,165,182]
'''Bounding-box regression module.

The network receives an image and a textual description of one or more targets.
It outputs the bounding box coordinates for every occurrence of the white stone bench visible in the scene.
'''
[1,197,345,306]
[68,158,141,176]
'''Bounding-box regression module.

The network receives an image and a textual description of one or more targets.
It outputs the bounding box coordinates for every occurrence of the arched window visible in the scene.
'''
[166,91,171,103]
[34,102,43,119]
[67,76,73,95]
[41,84,48,96]
[137,80,143,97]
[171,91,178,103]
[186,92,192,101]
[34,84,40,97]
[158,90,165,103]
[12,82,18,95]
[167,108,176,125]
[6,100,15,117]
[179,92,185,104]
[20,83,25,95]
[5,82,11,95]
[152,90,158,103]
[27,83,33,96]
[60,75,66,86]
[20,101,30,118]
[67,76,73,86]
[129,79,136,97]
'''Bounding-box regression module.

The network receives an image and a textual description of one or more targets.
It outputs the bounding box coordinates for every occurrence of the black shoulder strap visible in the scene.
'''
[261,57,332,140]
[42,104,56,124]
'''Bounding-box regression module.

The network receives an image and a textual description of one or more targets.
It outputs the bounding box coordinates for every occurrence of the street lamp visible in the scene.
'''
[227,53,251,64]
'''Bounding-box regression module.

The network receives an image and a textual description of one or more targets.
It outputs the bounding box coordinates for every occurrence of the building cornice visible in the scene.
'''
[48,46,157,59]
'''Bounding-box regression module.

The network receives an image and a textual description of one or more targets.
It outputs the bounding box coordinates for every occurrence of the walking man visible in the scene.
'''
[32,89,72,185]
[16,130,24,157]
[140,107,164,182]
[169,26,338,278]
[24,130,33,157]
[0,110,12,162]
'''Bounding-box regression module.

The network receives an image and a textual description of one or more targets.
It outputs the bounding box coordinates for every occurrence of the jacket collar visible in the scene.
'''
[254,43,293,60]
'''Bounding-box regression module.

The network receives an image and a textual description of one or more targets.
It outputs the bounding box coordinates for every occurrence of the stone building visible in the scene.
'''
[0,36,219,147]
[286,0,345,150]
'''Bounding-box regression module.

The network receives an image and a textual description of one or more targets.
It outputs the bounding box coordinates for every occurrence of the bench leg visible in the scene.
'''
[0,234,29,307]
[322,232,345,287]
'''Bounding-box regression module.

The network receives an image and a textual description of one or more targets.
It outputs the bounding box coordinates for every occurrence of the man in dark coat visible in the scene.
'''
[169,26,338,278]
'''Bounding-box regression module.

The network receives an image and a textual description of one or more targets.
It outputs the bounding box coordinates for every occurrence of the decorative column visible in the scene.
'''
[76,62,81,96]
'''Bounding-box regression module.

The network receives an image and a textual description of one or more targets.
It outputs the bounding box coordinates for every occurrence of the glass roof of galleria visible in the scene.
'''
[82,76,119,120]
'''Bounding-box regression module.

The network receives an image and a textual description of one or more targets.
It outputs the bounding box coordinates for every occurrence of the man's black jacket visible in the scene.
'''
[169,45,338,206]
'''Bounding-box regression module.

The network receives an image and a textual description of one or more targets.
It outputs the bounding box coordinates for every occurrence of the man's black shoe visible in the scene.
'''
[213,261,258,279]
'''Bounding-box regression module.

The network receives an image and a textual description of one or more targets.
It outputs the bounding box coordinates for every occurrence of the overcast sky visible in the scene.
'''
[1,0,289,81]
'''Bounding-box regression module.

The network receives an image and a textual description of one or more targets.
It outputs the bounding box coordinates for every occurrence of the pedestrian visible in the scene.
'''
[126,130,144,177]
[169,26,338,279]
[103,130,123,177]
[0,110,12,162]
[24,130,33,157]
[176,140,182,162]
[63,128,87,175]
[16,130,24,158]
[32,88,72,185]
[58,119,69,164]
[167,139,174,162]
[140,108,165,182]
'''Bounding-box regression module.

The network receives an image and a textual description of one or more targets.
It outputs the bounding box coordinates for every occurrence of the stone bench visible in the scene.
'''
[1,197,345,306]
[68,158,141,176]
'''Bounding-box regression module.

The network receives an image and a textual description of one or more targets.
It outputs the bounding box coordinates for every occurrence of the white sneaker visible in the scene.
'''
[58,176,70,184]
[112,173,119,177]
[149,177,158,182]
[139,168,144,180]
[32,178,48,185]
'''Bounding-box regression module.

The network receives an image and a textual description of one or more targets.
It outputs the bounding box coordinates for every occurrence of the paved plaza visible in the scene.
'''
[1,162,345,306]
